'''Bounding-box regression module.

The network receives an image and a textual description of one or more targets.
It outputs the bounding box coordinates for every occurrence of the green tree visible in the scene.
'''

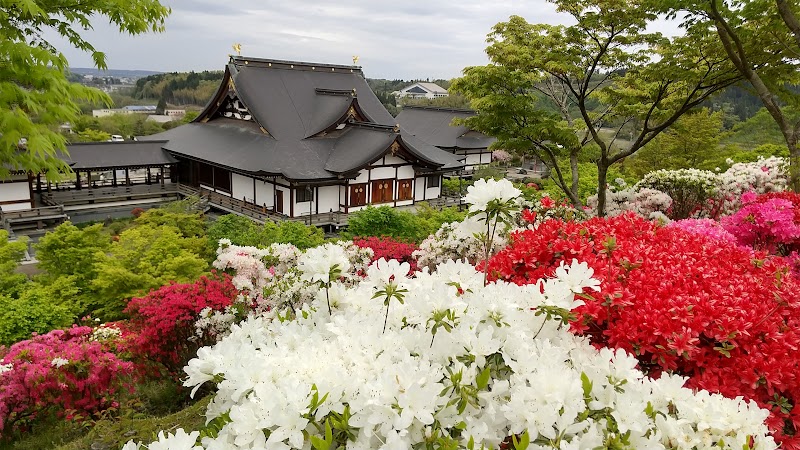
[345,206,432,243]
[92,224,208,320]
[0,0,170,177]
[0,230,28,296]
[75,128,112,142]
[452,4,741,215]
[663,0,800,189]
[0,277,79,346]
[628,108,728,176]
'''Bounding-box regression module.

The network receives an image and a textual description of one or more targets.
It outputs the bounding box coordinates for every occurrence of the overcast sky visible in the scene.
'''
[49,0,679,80]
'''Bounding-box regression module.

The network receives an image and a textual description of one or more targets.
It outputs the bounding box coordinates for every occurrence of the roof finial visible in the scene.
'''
[233,43,242,56]
[352,55,359,65]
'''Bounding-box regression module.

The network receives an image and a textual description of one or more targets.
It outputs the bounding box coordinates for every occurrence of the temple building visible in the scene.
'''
[396,106,495,174]
[140,56,462,218]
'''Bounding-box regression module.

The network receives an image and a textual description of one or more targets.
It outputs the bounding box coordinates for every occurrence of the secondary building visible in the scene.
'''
[393,82,449,100]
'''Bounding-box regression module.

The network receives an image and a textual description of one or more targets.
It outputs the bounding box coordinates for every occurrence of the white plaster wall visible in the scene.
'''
[371,167,395,179]
[0,182,29,203]
[414,177,427,201]
[426,186,441,199]
[397,165,415,179]
[395,199,414,207]
[384,155,405,165]
[318,186,340,213]
[200,184,231,197]
[254,180,274,208]
[480,152,492,164]
[231,174,254,202]
[465,154,483,167]
[354,170,369,183]
[1,202,32,212]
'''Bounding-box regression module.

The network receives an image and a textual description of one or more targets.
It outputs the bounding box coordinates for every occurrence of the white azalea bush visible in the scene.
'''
[716,156,788,214]
[127,257,775,450]
[212,239,373,316]
[416,179,522,270]
[589,186,673,219]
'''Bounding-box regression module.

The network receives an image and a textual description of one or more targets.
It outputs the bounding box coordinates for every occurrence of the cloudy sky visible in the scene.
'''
[47,0,558,79]
[50,1,678,80]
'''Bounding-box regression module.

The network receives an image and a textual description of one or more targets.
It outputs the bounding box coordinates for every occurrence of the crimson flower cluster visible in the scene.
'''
[486,214,800,448]
[0,326,135,434]
[124,274,237,376]
[352,236,418,273]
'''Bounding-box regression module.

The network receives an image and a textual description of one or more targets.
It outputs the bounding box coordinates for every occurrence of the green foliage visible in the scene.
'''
[91,225,208,320]
[274,221,325,250]
[35,223,111,284]
[0,0,170,176]
[627,108,728,177]
[207,214,325,251]
[132,71,223,106]
[723,107,797,150]
[70,113,167,141]
[345,206,430,243]
[134,208,206,238]
[399,93,471,109]
[0,230,28,296]
[413,202,467,232]
[0,277,80,346]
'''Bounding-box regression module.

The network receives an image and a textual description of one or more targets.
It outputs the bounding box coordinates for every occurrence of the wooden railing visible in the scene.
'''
[1,205,68,232]
[41,183,179,206]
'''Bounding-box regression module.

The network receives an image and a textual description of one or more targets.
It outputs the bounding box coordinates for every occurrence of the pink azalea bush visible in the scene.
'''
[667,218,739,245]
[0,326,135,434]
[722,192,800,253]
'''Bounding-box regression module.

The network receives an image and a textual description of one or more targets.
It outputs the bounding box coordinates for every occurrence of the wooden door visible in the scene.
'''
[371,179,393,204]
[397,179,413,201]
[350,183,366,206]
[276,190,284,213]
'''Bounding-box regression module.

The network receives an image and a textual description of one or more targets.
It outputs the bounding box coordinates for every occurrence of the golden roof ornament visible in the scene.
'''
[352,55,359,65]
[233,43,242,56]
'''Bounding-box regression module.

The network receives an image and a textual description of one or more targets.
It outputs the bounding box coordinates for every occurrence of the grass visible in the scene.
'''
[2,380,210,450]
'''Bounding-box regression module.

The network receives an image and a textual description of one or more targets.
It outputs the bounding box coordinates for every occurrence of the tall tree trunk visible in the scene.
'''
[570,149,582,209]
[596,160,609,217]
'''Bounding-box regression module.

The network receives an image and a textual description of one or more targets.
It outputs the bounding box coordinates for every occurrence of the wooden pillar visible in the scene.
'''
[147,167,152,185]
[112,170,117,187]
[412,174,418,204]
[393,167,398,207]
[76,171,81,190]
[315,186,319,216]
[289,184,294,218]
[125,168,130,186]
[344,180,349,214]
[36,173,42,193]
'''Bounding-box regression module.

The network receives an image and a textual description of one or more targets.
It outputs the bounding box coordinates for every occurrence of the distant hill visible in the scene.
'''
[69,67,163,79]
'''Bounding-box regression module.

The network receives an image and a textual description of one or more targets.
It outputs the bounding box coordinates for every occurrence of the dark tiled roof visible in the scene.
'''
[142,56,461,181]
[396,106,496,149]
[61,141,177,169]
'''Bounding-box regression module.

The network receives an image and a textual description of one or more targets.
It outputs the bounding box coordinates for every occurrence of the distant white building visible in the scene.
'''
[92,106,186,118]
[394,82,448,100]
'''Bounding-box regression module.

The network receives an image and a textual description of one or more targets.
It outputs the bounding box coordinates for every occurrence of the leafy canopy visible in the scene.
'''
[0,0,170,177]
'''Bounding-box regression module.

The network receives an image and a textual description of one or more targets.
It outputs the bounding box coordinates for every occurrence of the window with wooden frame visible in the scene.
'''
[426,175,440,188]
[350,183,367,206]
[397,179,413,201]
[296,186,314,203]
[371,179,393,204]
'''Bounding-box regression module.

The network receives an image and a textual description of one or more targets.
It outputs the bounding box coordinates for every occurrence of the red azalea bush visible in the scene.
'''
[0,326,135,434]
[486,213,800,447]
[353,236,418,273]
[124,274,237,376]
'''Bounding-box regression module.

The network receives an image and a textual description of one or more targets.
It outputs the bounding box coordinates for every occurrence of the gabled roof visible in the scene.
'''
[401,82,447,94]
[60,141,177,169]
[141,56,461,181]
[396,106,496,150]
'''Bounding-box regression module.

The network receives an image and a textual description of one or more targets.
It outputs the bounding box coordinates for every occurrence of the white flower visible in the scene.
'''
[297,243,351,284]
[0,363,12,374]
[147,429,202,450]
[366,258,410,289]
[51,357,69,368]
[121,441,140,450]
[464,178,521,213]
[554,259,601,294]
